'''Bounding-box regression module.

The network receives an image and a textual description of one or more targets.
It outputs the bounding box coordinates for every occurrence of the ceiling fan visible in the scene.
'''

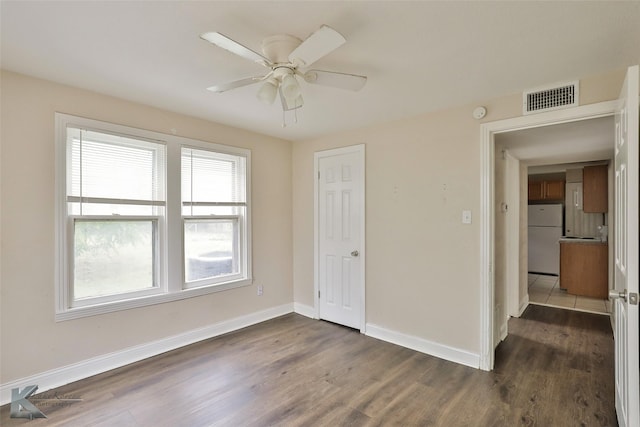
[200,25,367,113]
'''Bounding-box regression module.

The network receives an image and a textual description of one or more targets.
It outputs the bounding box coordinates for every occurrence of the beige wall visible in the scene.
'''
[292,68,627,356]
[0,66,628,384]
[0,71,293,383]
[294,105,488,352]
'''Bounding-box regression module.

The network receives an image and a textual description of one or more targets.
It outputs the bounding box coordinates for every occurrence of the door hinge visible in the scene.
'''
[318,171,320,180]
[318,290,320,299]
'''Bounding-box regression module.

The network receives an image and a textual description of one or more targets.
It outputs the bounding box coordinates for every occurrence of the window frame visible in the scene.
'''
[55,113,252,321]
[180,145,248,289]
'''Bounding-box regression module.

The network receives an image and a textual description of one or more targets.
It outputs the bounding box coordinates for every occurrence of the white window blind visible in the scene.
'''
[181,147,246,215]
[67,127,166,215]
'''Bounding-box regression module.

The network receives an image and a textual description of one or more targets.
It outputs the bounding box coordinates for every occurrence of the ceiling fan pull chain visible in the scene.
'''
[282,109,286,128]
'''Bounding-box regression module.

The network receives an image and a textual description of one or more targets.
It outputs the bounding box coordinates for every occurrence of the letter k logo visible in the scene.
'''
[10,385,47,419]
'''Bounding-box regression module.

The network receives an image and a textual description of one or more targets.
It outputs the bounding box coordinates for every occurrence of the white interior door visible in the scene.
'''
[612,64,639,427]
[315,145,365,330]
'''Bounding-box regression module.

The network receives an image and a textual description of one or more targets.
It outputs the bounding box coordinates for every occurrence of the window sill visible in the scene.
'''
[55,278,252,322]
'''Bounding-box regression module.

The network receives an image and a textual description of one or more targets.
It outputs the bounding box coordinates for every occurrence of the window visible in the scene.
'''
[181,147,247,287]
[66,128,165,307]
[56,114,251,320]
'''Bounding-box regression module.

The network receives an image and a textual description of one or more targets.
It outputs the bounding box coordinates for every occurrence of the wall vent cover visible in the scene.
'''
[523,81,579,115]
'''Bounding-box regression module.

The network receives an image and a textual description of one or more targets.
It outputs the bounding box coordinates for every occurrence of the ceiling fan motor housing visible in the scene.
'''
[262,34,302,64]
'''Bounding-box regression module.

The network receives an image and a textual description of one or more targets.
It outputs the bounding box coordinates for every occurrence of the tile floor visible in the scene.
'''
[528,273,611,315]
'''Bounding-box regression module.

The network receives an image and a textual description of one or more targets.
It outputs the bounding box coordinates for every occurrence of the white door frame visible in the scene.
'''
[504,151,522,318]
[479,100,617,370]
[314,144,366,332]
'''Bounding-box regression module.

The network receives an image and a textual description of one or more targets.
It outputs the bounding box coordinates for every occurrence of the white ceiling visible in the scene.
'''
[2,1,639,142]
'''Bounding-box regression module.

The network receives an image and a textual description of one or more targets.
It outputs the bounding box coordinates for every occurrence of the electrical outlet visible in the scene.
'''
[257,285,263,296]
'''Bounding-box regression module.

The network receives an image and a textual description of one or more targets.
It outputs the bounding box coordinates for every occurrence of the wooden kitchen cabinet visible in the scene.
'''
[528,182,544,201]
[528,180,565,202]
[583,165,608,213]
[544,180,565,200]
[560,241,608,299]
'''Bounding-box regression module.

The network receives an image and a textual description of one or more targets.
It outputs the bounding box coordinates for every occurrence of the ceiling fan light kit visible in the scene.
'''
[256,78,278,105]
[281,73,301,101]
[200,25,367,124]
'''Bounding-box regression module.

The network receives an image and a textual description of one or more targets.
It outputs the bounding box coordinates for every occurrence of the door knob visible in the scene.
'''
[609,289,627,302]
[351,250,359,257]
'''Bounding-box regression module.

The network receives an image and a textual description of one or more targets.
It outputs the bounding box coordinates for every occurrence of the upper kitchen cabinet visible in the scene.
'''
[544,180,565,200]
[528,181,544,200]
[528,180,565,202]
[583,165,608,212]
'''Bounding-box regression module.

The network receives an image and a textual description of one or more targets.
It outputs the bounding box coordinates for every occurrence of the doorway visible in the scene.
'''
[314,144,366,331]
[482,66,638,427]
[499,118,614,317]
[478,100,618,370]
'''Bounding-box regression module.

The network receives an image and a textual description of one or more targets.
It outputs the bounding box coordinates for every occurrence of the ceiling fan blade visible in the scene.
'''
[207,76,263,93]
[303,70,367,91]
[288,25,346,68]
[279,88,303,111]
[200,32,271,66]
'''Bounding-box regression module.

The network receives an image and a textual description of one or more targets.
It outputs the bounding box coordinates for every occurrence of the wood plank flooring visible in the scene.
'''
[1,305,615,426]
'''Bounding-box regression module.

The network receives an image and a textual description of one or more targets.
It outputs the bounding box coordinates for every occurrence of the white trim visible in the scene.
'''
[518,294,530,317]
[313,144,366,332]
[293,302,316,319]
[0,303,292,406]
[479,122,494,371]
[366,323,480,369]
[505,151,521,318]
[499,320,508,342]
[56,278,253,321]
[67,196,166,206]
[479,100,618,371]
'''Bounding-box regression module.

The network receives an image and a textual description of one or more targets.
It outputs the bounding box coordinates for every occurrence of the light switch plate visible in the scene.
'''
[462,210,472,224]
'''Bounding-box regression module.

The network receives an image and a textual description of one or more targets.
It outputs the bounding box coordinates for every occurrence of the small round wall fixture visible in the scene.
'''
[473,106,487,119]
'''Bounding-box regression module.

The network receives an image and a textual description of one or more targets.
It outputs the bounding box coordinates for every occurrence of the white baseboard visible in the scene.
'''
[0,303,293,406]
[293,302,316,319]
[499,320,508,342]
[518,295,530,317]
[365,323,480,369]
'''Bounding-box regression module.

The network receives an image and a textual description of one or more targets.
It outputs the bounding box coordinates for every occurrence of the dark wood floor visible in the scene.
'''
[1,305,615,426]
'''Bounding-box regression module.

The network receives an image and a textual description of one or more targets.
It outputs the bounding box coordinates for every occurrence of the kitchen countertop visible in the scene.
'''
[559,237,607,244]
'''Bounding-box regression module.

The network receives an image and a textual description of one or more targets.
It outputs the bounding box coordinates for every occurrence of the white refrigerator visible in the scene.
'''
[528,204,563,275]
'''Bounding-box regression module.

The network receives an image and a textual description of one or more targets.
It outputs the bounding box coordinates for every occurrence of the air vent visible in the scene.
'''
[523,81,579,115]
